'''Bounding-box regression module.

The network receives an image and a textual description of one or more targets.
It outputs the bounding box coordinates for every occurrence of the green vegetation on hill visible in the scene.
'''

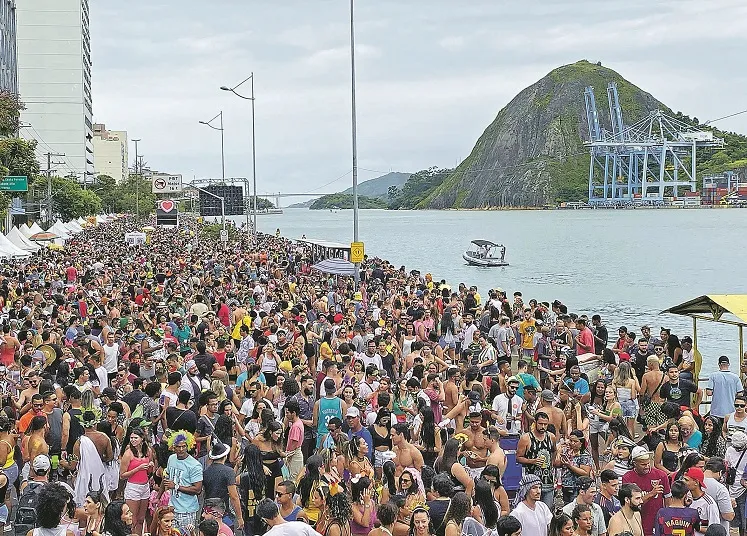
[387,167,453,209]
[310,194,388,210]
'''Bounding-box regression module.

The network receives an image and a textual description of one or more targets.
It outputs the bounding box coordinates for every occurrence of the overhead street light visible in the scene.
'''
[221,73,257,244]
[198,111,225,180]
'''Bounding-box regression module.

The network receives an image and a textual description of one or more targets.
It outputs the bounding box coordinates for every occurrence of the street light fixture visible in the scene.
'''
[221,73,257,244]
[349,0,360,287]
[198,111,225,180]
[132,138,141,218]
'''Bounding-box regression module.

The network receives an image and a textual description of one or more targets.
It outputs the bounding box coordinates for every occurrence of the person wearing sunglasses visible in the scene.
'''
[723,395,747,445]
[275,480,308,523]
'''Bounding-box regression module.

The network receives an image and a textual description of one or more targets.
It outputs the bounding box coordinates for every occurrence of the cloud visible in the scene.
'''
[90,0,747,191]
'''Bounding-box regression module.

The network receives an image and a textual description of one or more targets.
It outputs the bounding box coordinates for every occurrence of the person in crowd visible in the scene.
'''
[561,477,606,536]
[607,483,644,536]
[595,469,621,526]
[509,475,552,536]
[102,501,134,536]
[707,356,743,425]
[653,480,700,536]
[622,446,670,536]
[256,498,322,536]
[160,431,202,533]
[702,457,734,531]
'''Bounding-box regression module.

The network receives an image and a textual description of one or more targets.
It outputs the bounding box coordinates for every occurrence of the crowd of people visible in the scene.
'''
[0,214,745,536]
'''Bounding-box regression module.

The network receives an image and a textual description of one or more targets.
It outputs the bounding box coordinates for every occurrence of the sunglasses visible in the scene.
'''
[736,404,746,408]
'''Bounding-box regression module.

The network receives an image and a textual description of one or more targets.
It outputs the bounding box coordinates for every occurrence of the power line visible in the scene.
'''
[704,109,747,125]
[306,169,352,192]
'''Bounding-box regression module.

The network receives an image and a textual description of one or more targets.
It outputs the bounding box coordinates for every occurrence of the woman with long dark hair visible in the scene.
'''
[349,477,375,535]
[700,415,726,458]
[119,427,153,535]
[409,506,434,536]
[442,492,471,536]
[298,454,324,527]
[472,478,500,529]
[548,512,574,536]
[102,500,133,536]
[434,438,473,497]
[80,491,107,536]
[560,431,592,503]
[324,487,353,536]
[213,414,239,466]
[237,443,267,536]
[480,465,510,516]
[654,421,683,478]
[415,406,441,469]
[369,407,392,481]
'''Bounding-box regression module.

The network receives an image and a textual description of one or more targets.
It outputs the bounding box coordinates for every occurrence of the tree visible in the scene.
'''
[51,176,102,220]
[91,174,118,212]
[0,91,23,137]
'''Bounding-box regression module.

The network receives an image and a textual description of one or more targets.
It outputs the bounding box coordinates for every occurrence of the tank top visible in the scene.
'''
[612,457,632,478]
[261,354,277,373]
[661,445,679,473]
[317,397,343,438]
[616,384,633,403]
[524,432,554,491]
[66,408,84,452]
[126,455,150,484]
[726,413,747,443]
[371,426,392,449]
[350,502,378,535]
[0,440,14,469]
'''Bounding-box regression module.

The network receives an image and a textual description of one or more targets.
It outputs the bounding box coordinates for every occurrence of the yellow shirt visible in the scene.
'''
[519,319,537,350]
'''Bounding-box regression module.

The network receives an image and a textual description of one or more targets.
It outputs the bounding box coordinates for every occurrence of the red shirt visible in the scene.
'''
[622,467,671,536]
[66,266,77,282]
[577,326,595,355]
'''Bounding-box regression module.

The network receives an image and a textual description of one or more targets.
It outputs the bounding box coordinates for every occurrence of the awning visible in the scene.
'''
[661,295,747,326]
[311,258,355,276]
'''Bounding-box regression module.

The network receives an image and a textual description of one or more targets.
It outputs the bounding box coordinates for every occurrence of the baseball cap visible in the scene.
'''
[541,389,555,402]
[346,406,360,418]
[619,352,631,362]
[33,454,51,474]
[185,360,197,371]
[631,446,651,460]
[506,376,520,386]
[719,355,730,365]
[685,467,707,489]
[101,387,118,399]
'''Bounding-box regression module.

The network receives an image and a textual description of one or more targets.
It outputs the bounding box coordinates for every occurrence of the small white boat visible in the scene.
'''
[463,240,509,267]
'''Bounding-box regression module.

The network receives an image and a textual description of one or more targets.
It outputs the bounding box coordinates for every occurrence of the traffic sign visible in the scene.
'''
[350,241,365,263]
[151,175,182,193]
[0,176,28,192]
[220,229,228,243]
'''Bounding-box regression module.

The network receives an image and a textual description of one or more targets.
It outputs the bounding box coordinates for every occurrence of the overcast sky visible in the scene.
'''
[92,0,747,199]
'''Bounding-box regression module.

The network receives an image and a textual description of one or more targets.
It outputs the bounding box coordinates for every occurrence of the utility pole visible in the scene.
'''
[350,0,360,287]
[45,151,65,224]
[132,138,141,218]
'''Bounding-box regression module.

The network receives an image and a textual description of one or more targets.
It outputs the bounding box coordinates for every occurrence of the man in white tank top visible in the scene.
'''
[723,395,747,446]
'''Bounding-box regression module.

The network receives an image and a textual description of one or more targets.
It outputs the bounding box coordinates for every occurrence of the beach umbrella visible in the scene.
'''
[30,232,59,242]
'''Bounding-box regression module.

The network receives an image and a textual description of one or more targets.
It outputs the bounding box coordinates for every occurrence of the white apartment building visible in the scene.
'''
[16,0,93,179]
[93,123,128,183]
[0,0,17,94]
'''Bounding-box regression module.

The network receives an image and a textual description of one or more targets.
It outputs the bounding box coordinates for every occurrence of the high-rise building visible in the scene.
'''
[0,0,17,94]
[92,123,128,184]
[16,0,93,180]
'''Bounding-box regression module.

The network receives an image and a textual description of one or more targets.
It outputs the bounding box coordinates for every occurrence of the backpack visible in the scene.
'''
[130,397,151,428]
[15,480,44,536]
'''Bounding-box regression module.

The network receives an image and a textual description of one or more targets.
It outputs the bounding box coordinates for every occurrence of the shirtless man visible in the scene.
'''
[16,371,40,414]
[391,423,423,477]
[538,389,567,437]
[607,483,643,536]
[403,341,424,372]
[483,426,507,476]
[462,409,490,479]
[444,367,461,415]
[25,415,50,468]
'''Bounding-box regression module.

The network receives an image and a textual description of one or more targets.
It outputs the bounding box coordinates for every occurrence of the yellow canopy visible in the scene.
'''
[661,295,747,326]
[662,294,747,371]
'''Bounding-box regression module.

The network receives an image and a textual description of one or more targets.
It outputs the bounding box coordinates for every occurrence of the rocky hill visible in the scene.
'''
[420,60,672,208]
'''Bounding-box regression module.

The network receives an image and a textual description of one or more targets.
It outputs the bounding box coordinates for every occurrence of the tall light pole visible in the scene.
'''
[350,0,360,287]
[221,73,256,243]
[132,138,141,218]
[198,111,225,180]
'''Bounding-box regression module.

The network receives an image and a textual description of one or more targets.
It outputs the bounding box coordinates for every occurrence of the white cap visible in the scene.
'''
[631,446,651,460]
[346,406,360,418]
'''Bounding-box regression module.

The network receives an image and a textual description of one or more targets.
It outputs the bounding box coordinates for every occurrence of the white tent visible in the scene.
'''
[49,221,71,240]
[96,214,110,224]
[55,220,79,235]
[28,222,44,236]
[19,223,33,238]
[0,233,31,259]
[65,220,83,233]
[6,227,40,252]
[76,217,86,225]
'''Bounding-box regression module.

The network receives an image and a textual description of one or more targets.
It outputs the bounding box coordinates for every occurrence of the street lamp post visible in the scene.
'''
[198,111,225,180]
[349,0,360,287]
[221,74,257,244]
[132,138,141,218]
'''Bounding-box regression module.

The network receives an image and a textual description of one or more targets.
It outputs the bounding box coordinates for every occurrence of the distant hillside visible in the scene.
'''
[340,172,410,200]
[288,199,316,209]
[310,194,387,210]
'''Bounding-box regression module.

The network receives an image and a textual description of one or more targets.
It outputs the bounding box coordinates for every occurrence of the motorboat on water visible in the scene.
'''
[462,240,509,267]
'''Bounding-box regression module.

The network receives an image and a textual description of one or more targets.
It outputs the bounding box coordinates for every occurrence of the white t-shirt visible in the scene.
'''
[492,393,522,435]
[265,521,321,536]
[161,390,179,408]
[704,476,734,531]
[510,501,552,536]
[94,366,108,390]
[725,446,747,498]
[689,493,721,536]
[102,343,119,373]
[360,353,383,370]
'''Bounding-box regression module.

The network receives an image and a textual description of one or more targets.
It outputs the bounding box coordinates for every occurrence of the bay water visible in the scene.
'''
[227,208,747,377]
